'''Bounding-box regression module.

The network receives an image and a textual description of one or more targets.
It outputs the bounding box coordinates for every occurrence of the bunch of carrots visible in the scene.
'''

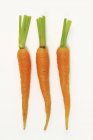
[17,15,71,130]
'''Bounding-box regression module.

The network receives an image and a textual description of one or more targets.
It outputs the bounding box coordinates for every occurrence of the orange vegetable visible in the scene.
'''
[36,16,51,130]
[17,15,31,129]
[57,18,71,130]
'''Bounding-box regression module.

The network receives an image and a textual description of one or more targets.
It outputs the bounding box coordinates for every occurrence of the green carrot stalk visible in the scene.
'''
[36,16,46,47]
[19,15,31,49]
[60,18,71,47]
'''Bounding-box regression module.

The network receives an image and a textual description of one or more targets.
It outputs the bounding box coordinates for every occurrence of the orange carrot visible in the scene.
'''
[36,16,51,130]
[57,18,71,130]
[17,15,31,129]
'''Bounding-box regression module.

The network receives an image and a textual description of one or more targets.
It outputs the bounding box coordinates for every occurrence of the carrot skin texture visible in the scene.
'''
[17,48,31,129]
[57,47,70,130]
[36,48,51,130]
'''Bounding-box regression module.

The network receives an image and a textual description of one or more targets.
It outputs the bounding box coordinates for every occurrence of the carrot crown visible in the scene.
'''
[19,15,31,49]
[60,18,71,48]
[36,16,46,47]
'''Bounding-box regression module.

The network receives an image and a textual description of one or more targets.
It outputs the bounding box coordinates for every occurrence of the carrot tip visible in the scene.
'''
[44,124,47,131]
[23,120,26,130]
[65,115,69,130]
[44,113,50,130]
[66,124,68,130]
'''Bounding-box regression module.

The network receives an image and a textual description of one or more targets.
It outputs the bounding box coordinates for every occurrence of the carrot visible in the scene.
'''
[57,18,71,130]
[36,16,51,130]
[17,15,31,129]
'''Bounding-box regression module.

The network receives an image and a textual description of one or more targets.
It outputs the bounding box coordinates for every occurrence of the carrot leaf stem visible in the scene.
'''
[60,18,71,48]
[36,16,46,47]
[19,15,31,49]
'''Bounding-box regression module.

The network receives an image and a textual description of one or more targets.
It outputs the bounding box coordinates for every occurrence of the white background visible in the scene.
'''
[0,0,93,139]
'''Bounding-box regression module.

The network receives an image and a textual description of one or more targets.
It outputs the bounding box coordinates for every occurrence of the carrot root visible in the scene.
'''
[57,47,70,130]
[17,48,31,130]
[36,48,51,130]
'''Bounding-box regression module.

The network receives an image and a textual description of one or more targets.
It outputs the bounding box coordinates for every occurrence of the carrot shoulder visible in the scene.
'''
[17,15,31,129]
[57,18,71,130]
[36,16,51,130]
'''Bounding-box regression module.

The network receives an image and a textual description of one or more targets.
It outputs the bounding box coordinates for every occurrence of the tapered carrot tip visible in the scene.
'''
[44,113,50,130]
[23,119,26,130]
[65,112,69,130]
[65,117,68,130]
